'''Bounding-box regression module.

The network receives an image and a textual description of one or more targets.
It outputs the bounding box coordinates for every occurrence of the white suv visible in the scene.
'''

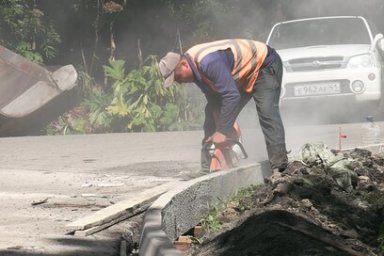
[266,16,384,123]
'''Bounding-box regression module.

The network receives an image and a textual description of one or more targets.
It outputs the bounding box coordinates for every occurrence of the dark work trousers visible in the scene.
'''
[238,55,288,170]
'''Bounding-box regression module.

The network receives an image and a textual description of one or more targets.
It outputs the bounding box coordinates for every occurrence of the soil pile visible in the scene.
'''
[191,147,384,256]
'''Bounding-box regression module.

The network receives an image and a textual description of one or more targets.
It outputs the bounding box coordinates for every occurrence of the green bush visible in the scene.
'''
[46,55,204,134]
[104,55,203,132]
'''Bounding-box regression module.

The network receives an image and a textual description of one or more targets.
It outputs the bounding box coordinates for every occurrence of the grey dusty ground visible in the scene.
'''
[0,121,381,255]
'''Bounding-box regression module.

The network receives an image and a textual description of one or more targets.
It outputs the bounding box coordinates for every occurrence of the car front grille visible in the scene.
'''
[284,56,346,72]
[283,79,351,98]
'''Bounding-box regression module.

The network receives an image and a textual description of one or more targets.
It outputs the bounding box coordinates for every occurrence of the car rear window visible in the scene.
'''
[268,18,371,50]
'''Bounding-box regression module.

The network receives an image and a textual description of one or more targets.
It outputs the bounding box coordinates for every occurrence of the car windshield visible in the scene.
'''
[268,18,371,50]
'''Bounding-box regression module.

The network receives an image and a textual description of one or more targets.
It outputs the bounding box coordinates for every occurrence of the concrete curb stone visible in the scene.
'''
[139,161,270,256]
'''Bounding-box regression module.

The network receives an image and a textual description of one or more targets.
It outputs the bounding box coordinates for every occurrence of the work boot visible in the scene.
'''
[267,143,288,171]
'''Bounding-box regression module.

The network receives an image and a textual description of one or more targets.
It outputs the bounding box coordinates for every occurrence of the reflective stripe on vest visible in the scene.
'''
[186,39,268,93]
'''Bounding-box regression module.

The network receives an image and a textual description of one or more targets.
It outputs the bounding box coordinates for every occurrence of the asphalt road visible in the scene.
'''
[0,121,382,255]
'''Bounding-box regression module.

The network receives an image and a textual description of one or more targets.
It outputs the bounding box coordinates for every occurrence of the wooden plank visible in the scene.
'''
[74,208,145,236]
[66,181,181,232]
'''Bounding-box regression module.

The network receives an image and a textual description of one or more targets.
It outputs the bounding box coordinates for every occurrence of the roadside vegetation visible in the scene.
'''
[2,0,384,134]
[199,185,259,234]
[1,0,209,134]
[46,56,204,134]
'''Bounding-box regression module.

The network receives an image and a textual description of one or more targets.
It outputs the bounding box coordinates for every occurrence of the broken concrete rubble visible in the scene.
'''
[190,145,384,256]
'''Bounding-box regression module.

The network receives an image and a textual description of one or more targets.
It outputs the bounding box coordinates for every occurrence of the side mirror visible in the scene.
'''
[373,33,384,51]
[378,38,384,52]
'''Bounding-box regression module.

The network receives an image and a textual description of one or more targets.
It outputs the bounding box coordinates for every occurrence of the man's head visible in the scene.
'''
[159,52,194,87]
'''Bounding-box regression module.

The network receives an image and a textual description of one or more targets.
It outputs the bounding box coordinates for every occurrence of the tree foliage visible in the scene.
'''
[0,0,61,63]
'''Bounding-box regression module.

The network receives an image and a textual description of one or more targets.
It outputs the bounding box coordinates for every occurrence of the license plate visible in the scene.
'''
[294,82,341,96]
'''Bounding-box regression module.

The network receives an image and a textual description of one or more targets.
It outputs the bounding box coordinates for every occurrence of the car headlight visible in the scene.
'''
[347,54,374,69]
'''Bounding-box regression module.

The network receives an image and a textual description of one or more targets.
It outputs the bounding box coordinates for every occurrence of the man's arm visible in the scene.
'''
[200,52,240,136]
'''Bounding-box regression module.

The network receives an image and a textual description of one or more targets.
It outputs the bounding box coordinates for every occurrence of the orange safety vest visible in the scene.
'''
[185,39,268,93]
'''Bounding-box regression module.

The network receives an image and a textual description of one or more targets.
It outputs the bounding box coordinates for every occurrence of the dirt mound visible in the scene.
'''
[191,148,384,256]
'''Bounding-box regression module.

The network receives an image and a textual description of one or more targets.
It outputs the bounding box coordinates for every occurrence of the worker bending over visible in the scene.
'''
[159,39,288,172]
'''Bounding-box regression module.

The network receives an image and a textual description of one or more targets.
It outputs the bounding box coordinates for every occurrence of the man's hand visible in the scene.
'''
[210,131,227,145]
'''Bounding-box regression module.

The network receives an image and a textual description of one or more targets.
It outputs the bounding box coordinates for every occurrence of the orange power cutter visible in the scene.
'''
[202,122,248,172]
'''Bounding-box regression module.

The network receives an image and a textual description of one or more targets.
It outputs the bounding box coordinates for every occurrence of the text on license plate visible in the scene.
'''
[294,82,341,96]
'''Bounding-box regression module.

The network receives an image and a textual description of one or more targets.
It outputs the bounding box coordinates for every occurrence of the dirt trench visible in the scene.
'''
[189,148,384,256]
